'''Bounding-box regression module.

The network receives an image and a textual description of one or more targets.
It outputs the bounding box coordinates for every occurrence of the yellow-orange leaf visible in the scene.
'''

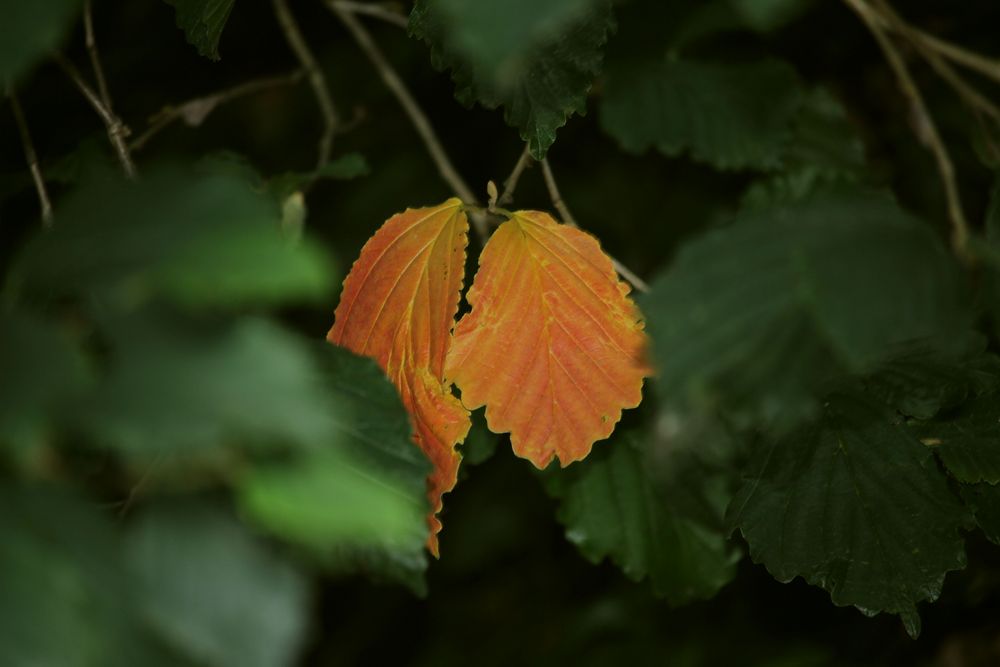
[446,210,650,468]
[327,199,470,555]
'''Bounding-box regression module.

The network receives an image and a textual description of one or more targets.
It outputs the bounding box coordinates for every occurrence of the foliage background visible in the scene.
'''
[3,0,1000,665]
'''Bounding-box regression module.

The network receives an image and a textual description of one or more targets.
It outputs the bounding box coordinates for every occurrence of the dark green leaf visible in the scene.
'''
[728,0,816,31]
[238,345,432,592]
[0,312,89,453]
[10,165,334,309]
[268,152,371,202]
[729,393,970,637]
[410,0,614,159]
[960,482,1000,545]
[600,59,802,170]
[914,393,1000,485]
[643,189,968,428]
[0,0,81,82]
[546,433,739,604]
[126,501,308,667]
[165,0,235,61]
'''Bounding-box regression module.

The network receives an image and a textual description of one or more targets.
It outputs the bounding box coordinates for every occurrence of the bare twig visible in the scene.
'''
[843,0,969,256]
[130,70,304,151]
[53,53,136,179]
[272,0,339,169]
[83,0,112,110]
[541,159,650,293]
[7,88,53,227]
[326,0,488,240]
[331,0,408,29]
[498,144,534,206]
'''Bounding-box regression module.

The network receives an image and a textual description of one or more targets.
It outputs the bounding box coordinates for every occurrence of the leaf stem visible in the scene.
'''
[272,0,339,169]
[326,0,488,242]
[498,144,534,206]
[6,87,53,227]
[541,158,649,293]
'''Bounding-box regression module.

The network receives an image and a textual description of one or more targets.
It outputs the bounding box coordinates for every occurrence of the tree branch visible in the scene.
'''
[130,70,304,152]
[272,0,339,169]
[498,144,534,206]
[6,87,53,227]
[83,0,112,110]
[541,159,649,293]
[843,0,969,256]
[53,52,136,179]
[326,0,488,241]
[330,1,408,29]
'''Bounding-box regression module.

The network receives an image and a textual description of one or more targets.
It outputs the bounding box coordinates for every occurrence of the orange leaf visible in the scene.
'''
[327,199,470,556]
[446,210,650,468]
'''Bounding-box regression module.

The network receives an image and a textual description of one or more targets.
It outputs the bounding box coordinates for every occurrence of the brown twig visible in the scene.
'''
[331,0,408,29]
[541,159,650,293]
[843,0,969,256]
[7,88,53,227]
[130,70,304,151]
[53,53,136,179]
[326,0,488,241]
[498,144,534,206]
[272,0,339,169]
[83,0,112,110]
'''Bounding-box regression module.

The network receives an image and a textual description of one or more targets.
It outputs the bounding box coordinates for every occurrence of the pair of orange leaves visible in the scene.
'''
[327,199,650,555]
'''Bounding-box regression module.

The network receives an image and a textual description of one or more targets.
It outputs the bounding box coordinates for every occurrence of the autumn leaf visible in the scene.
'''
[446,210,650,468]
[327,199,471,555]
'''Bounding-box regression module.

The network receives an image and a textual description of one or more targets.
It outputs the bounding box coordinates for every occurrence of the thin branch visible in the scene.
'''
[843,0,969,255]
[272,0,339,169]
[83,0,112,110]
[53,53,136,179]
[541,159,649,294]
[498,144,534,206]
[331,0,408,29]
[130,70,304,151]
[7,88,53,227]
[326,0,488,240]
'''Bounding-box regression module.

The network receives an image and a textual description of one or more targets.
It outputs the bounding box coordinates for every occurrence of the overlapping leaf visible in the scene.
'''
[446,210,649,468]
[328,199,471,554]
[165,0,236,60]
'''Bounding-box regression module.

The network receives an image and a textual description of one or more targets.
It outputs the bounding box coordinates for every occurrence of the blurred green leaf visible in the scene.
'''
[0,484,173,667]
[0,0,81,82]
[81,311,340,458]
[643,189,968,428]
[546,433,739,604]
[268,152,371,202]
[238,345,432,592]
[729,392,970,638]
[10,166,334,309]
[728,0,816,31]
[913,392,1000,485]
[0,311,89,453]
[600,59,802,170]
[165,0,235,61]
[459,411,500,466]
[126,500,308,667]
[742,88,868,208]
[410,0,614,159]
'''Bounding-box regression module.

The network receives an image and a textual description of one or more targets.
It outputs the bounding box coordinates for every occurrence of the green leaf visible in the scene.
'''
[81,311,340,459]
[545,433,739,604]
[268,152,371,202]
[126,501,308,667]
[729,393,970,638]
[960,482,1000,545]
[642,189,968,428]
[0,0,81,82]
[410,0,614,159]
[913,393,1000,485]
[599,58,802,170]
[742,88,868,208]
[10,165,335,309]
[165,0,235,61]
[0,484,173,667]
[728,0,816,32]
[238,345,432,592]
[0,312,89,453]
